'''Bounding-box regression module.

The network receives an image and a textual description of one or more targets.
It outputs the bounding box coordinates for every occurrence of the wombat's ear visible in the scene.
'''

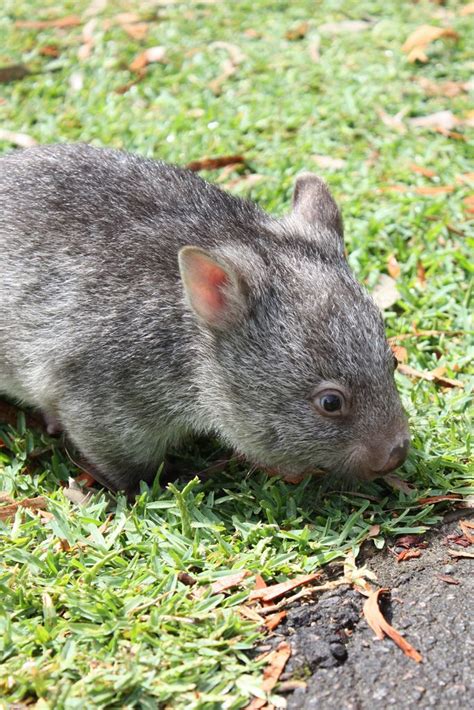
[178,246,247,329]
[292,172,343,237]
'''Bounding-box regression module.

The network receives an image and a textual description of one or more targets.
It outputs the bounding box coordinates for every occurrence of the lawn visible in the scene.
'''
[0,0,473,707]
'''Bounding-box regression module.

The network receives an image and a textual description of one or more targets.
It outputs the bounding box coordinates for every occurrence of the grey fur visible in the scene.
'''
[0,144,409,492]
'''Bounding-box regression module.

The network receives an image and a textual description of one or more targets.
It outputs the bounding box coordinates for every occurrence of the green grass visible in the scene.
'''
[0,0,473,707]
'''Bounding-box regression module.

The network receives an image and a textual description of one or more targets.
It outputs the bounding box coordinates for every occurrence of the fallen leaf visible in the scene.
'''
[0,64,30,83]
[0,128,37,148]
[378,108,407,133]
[187,155,245,171]
[418,495,463,505]
[253,574,268,590]
[448,549,474,559]
[463,195,474,214]
[211,569,249,594]
[402,25,458,63]
[445,532,471,548]
[122,21,148,40]
[437,574,460,585]
[264,611,287,631]
[63,478,93,506]
[460,2,474,15]
[209,41,245,95]
[363,588,422,662]
[177,571,197,586]
[0,496,48,521]
[414,185,455,195]
[312,154,346,170]
[39,44,60,57]
[249,573,321,603]
[387,254,401,279]
[397,548,422,562]
[397,363,464,388]
[319,20,373,34]
[129,46,166,74]
[78,18,96,61]
[15,15,81,30]
[459,520,474,543]
[415,76,473,98]
[384,474,417,494]
[246,641,291,710]
[308,37,320,63]
[396,534,426,549]
[285,21,309,40]
[239,605,266,623]
[75,471,98,488]
[372,274,400,310]
[368,524,381,537]
[409,163,436,178]
[456,172,474,186]
[391,344,408,363]
[416,260,427,287]
[224,174,264,190]
[410,110,458,130]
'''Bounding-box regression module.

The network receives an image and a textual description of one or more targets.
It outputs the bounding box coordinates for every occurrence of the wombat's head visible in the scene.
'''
[179,174,410,482]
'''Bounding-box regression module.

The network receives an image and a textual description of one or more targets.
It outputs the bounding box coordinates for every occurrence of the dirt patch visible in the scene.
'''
[265,515,474,708]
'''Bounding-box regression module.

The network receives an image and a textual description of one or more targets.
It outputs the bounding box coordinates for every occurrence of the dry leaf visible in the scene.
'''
[308,37,320,63]
[312,154,346,170]
[416,260,427,287]
[177,571,197,586]
[363,588,422,662]
[245,641,291,710]
[448,549,474,559]
[402,25,458,63]
[378,108,407,134]
[63,478,93,506]
[410,110,458,131]
[224,174,264,190]
[415,76,473,98]
[78,18,96,61]
[15,15,81,30]
[209,41,245,95]
[372,274,400,310]
[0,64,30,83]
[409,163,436,178]
[122,22,148,40]
[456,172,474,186]
[249,573,321,603]
[396,534,426,549]
[397,548,422,562]
[417,494,462,505]
[210,570,249,594]
[0,128,37,148]
[368,524,381,538]
[437,574,460,585]
[384,474,417,494]
[391,344,408,363]
[463,195,474,214]
[239,605,266,623]
[187,155,245,171]
[253,574,268,590]
[285,21,309,40]
[129,46,166,74]
[264,611,287,631]
[319,20,373,34]
[0,495,48,521]
[387,254,401,279]
[397,363,463,388]
[39,44,60,57]
[460,2,474,15]
[459,520,474,543]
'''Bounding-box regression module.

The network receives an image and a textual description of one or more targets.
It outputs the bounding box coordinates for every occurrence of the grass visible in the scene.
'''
[0,0,473,707]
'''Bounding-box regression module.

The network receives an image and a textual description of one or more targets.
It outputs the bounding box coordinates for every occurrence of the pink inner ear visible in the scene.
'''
[197,260,229,315]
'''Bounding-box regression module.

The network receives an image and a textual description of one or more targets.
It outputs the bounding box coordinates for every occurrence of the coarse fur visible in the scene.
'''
[0,144,409,492]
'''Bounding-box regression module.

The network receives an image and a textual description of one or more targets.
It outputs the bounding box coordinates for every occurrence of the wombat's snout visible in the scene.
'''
[372,437,410,476]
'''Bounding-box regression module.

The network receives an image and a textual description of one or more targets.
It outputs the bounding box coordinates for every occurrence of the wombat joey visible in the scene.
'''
[0,144,409,493]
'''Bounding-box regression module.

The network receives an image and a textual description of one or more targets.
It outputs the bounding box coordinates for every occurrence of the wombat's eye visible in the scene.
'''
[313,388,347,417]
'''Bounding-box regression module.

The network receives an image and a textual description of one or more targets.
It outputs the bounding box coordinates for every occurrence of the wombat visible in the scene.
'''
[0,144,409,493]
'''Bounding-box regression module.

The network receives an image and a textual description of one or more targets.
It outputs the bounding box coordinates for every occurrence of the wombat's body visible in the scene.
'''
[0,144,409,491]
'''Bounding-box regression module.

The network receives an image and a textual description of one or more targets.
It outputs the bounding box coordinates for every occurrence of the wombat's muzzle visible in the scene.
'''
[372,437,410,476]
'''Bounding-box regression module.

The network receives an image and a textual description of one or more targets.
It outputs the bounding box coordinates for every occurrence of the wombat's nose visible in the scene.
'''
[376,438,410,474]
